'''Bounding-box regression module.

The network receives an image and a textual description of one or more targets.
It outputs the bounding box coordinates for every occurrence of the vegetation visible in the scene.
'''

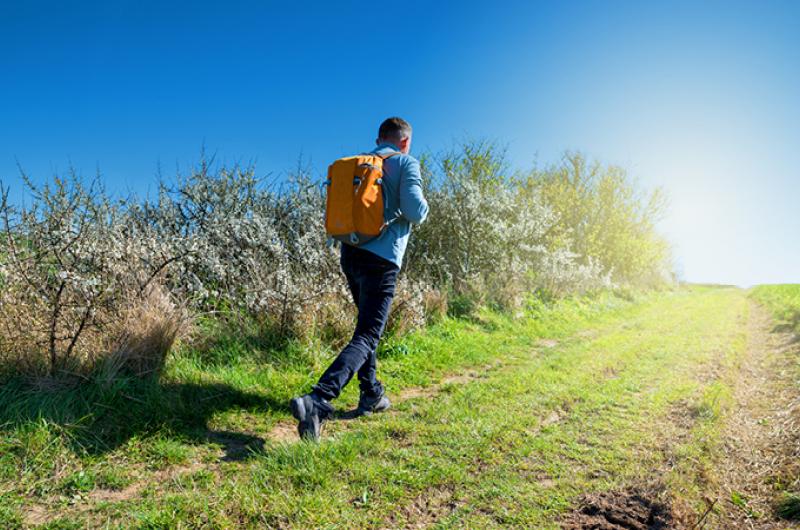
[0,142,672,382]
[749,284,800,521]
[1,286,793,527]
[750,284,800,333]
[17,145,800,528]
[526,151,672,289]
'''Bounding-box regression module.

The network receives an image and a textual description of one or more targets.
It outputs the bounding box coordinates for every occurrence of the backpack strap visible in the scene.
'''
[375,151,401,160]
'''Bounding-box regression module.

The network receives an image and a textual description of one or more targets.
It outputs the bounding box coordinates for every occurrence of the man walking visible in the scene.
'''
[290,117,429,440]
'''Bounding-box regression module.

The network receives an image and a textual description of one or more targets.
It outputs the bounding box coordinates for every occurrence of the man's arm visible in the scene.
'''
[399,157,429,224]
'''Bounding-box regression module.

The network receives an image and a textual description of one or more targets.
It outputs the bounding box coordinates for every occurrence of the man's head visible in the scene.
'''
[377,117,412,154]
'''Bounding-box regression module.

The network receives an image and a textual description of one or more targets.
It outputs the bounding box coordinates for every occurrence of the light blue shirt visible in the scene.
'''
[350,142,429,268]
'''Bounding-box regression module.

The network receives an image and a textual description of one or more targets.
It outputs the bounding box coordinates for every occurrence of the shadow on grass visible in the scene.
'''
[0,378,287,461]
[205,428,267,462]
[772,322,797,333]
[769,308,800,334]
[332,409,365,421]
[777,492,800,521]
[770,321,800,346]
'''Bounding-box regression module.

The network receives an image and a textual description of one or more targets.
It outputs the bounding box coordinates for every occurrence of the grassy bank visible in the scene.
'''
[2,285,797,528]
[751,284,800,333]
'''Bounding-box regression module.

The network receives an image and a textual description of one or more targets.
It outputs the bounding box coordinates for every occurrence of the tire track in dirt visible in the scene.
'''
[710,303,800,529]
[558,295,757,529]
[522,293,757,529]
[375,331,657,530]
[373,307,699,529]
[22,460,209,528]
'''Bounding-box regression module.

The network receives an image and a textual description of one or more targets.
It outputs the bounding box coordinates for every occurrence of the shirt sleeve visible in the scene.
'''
[399,156,429,224]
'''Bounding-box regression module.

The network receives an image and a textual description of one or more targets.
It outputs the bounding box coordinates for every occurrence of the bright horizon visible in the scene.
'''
[2,1,798,287]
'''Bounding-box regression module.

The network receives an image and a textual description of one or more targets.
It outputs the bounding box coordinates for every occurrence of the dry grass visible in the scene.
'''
[0,282,189,386]
[295,290,355,347]
[99,284,190,382]
[712,303,800,528]
[422,287,448,324]
[0,283,107,381]
[385,278,428,337]
[0,286,47,376]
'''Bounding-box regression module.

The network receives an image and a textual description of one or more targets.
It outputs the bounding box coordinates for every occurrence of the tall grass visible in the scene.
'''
[750,284,800,332]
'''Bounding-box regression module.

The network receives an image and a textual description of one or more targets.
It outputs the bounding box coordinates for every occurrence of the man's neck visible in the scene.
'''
[376,141,401,152]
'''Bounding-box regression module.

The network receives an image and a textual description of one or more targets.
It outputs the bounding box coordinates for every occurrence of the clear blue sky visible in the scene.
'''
[2,1,798,286]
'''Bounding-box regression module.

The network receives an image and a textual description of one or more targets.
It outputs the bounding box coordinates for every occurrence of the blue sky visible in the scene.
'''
[2,0,798,286]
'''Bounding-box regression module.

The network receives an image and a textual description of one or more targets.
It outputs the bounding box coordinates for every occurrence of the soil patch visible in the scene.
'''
[266,420,298,443]
[23,504,49,527]
[380,485,459,529]
[442,370,485,386]
[398,386,437,400]
[88,461,206,504]
[24,460,209,527]
[206,429,265,460]
[562,487,680,530]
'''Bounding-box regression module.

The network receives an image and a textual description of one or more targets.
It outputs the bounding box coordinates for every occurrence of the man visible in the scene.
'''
[290,117,429,441]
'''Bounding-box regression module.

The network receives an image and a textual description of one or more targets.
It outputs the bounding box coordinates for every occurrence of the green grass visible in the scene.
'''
[750,284,800,332]
[0,285,794,528]
[777,492,800,520]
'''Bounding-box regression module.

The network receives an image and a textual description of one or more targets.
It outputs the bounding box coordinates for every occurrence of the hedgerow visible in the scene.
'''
[0,142,672,382]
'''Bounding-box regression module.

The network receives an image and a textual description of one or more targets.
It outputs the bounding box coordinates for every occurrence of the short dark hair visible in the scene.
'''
[378,117,412,142]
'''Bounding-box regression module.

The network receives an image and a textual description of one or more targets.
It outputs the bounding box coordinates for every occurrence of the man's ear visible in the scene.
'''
[376,138,381,146]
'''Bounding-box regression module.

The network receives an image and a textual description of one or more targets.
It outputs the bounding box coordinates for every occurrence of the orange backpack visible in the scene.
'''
[325,151,399,246]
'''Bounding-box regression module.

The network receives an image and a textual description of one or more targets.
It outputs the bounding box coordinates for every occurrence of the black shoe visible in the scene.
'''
[289,394,333,441]
[357,390,391,416]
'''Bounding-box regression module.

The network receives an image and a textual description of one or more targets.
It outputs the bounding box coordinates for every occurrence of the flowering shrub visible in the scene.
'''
[0,175,186,380]
[131,162,349,336]
[406,142,615,310]
[528,152,672,288]
[0,143,671,383]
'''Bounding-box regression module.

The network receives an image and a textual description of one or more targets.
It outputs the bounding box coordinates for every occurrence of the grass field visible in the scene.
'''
[751,284,800,333]
[1,286,798,528]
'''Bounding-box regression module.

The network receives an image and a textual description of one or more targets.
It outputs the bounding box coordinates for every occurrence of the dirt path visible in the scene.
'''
[380,290,747,529]
[563,301,800,530]
[712,303,800,528]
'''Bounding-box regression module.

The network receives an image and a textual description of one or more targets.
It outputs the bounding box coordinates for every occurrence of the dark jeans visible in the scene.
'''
[312,244,399,401]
